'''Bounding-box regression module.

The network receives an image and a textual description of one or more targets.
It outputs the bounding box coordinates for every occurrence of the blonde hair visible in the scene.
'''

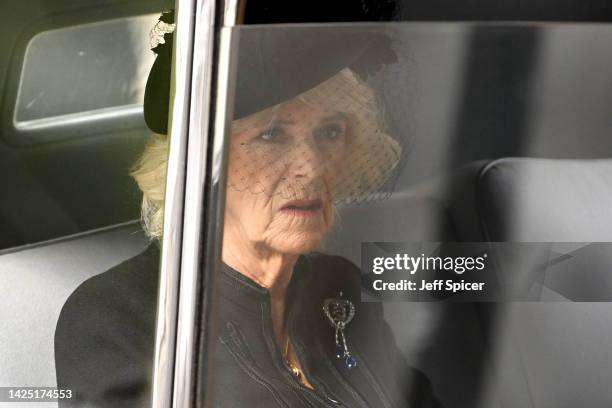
[132,69,400,240]
[131,133,168,240]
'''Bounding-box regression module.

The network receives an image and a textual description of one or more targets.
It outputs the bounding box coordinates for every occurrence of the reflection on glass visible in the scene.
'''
[202,23,443,407]
[48,10,612,408]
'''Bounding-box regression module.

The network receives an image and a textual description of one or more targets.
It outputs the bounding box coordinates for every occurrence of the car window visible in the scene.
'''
[12,15,156,144]
[0,2,172,406]
[4,1,612,408]
[0,10,164,250]
[195,20,612,408]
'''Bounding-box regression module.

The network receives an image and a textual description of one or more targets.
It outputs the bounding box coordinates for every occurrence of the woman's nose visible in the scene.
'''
[290,139,325,179]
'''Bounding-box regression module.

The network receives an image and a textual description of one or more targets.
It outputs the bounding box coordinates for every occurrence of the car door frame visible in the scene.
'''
[150,0,240,407]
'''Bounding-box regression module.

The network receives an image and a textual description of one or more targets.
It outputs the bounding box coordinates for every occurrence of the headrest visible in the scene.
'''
[476,158,612,241]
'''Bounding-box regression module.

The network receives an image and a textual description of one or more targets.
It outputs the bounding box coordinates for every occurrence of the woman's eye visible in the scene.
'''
[256,127,285,142]
[314,124,344,141]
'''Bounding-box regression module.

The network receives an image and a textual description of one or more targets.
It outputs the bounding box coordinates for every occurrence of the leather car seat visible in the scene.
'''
[448,158,612,408]
[0,222,149,398]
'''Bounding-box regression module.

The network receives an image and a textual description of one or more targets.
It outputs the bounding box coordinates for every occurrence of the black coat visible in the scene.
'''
[55,244,443,408]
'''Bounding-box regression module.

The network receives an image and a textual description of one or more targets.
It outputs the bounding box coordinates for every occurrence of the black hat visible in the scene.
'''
[143,10,396,135]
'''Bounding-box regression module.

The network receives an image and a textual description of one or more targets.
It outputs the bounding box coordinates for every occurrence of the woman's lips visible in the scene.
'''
[279,199,324,217]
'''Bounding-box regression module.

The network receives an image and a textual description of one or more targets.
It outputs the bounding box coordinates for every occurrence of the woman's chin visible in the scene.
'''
[267,230,327,255]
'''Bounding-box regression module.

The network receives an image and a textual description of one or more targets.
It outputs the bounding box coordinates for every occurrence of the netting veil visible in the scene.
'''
[228,67,403,205]
[145,12,408,204]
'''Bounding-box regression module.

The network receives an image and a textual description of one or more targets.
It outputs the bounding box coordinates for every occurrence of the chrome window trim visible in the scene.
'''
[222,0,242,27]
[153,0,240,405]
[172,0,217,406]
[191,0,243,404]
[152,0,198,407]
[192,22,240,408]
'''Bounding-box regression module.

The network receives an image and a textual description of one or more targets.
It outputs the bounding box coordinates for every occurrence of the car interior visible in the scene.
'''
[0,0,167,395]
[2,1,612,407]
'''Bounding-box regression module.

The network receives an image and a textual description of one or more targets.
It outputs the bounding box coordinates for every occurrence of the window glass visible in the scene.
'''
[0,6,170,407]
[200,22,612,408]
[0,12,163,250]
[13,14,157,140]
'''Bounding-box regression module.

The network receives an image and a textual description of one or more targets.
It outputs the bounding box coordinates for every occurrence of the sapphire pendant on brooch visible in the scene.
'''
[323,292,357,369]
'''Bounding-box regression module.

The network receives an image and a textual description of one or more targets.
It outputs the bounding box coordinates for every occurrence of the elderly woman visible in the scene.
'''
[55,10,442,408]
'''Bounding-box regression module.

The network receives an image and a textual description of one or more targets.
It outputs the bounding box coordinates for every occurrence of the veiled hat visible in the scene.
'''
[144,10,405,203]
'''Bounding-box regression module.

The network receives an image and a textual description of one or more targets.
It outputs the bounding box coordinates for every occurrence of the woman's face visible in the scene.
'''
[224,97,349,255]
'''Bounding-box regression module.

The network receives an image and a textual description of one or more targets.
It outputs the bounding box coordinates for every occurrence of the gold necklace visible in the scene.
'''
[283,336,303,379]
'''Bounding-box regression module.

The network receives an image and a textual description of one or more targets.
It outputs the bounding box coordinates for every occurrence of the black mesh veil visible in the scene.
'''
[145,12,409,204]
[228,65,404,205]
